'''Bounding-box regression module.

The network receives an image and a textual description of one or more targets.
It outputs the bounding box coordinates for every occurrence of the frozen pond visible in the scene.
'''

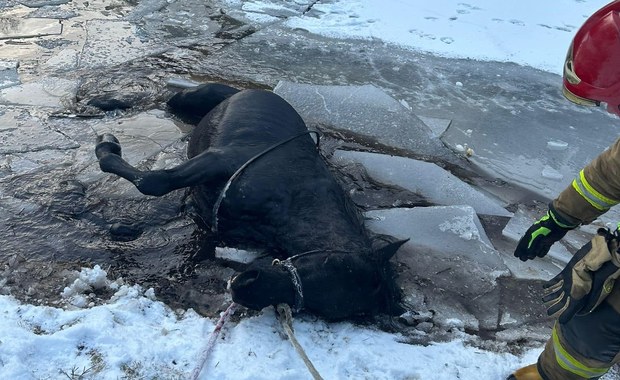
[0,0,613,351]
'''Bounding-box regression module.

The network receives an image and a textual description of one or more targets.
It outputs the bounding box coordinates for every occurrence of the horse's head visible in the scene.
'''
[229,239,408,320]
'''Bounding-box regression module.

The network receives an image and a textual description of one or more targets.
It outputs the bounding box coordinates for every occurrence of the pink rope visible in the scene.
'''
[190,302,238,380]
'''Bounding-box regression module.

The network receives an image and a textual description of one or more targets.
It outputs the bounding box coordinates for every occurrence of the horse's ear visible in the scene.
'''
[375,238,409,262]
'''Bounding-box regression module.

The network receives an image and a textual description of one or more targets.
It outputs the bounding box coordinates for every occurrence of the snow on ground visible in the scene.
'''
[232,0,611,74]
[1,0,614,379]
[0,266,539,380]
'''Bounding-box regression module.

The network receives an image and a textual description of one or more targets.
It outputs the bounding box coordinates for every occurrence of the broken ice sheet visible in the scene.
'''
[166,77,203,89]
[332,150,512,217]
[43,48,79,72]
[547,140,568,151]
[0,17,62,39]
[366,205,507,331]
[91,110,184,165]
[0,109,78,155]
[215,247,262,264]
[274,81,453,160]
[366,205,505,273]
[19,0,72,8]
[0,77,77,107]
[541,165,563,181]
[26,6,78,20]
[79,20,167,69]
[0,150,76,178]
[417,115,452,138]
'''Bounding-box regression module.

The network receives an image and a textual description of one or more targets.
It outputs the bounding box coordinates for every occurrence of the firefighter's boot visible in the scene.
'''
[506,364,543,380]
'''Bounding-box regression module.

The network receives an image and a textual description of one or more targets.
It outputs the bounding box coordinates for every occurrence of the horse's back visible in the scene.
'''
[187,89,308,158]
[167,85,321,244]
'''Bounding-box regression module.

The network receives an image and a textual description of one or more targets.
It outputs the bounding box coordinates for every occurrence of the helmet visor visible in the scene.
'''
[562,85,600,107]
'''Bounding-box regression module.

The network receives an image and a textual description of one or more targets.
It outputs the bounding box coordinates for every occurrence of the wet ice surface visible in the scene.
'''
[0,17,62,39]
[332,149,511,217]
[0,77,77,106]
[0,108,77,154]
[0,0,615,357]
[196,24,620,201]
[274,81,453,162]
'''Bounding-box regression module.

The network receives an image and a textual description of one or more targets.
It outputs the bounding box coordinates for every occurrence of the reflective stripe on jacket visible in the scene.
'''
[572,169,619,212]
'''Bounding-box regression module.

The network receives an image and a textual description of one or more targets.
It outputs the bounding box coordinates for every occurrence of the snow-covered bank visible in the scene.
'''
[233,0,610,74]
[0,266,540,379]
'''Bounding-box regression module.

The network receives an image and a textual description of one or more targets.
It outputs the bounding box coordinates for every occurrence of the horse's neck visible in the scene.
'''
[279,205,371,256]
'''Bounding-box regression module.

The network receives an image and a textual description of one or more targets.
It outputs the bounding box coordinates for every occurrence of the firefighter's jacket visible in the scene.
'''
[554,137,620,225]
[538,137,620,379]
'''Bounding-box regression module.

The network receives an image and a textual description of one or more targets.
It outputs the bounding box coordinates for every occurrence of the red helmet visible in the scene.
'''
[563,0,620,116]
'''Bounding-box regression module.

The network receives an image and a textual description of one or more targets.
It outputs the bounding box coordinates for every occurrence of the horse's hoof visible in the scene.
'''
[95,133,122,159]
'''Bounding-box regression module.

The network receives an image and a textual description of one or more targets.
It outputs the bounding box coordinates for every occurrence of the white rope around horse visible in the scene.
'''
[276,303,324,380]
[190,302,238,380]
[211,129,320,233]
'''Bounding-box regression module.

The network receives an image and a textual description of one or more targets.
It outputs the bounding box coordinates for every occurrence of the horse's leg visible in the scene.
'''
[96,133,228,196]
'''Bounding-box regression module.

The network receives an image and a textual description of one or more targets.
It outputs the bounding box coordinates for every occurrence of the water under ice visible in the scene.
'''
[0,60,19,89]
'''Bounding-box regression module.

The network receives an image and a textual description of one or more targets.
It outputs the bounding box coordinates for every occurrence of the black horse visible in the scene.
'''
[95,83,407,320]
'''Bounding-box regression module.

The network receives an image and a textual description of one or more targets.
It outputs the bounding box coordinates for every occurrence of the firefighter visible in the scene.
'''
[508,1,620,379]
